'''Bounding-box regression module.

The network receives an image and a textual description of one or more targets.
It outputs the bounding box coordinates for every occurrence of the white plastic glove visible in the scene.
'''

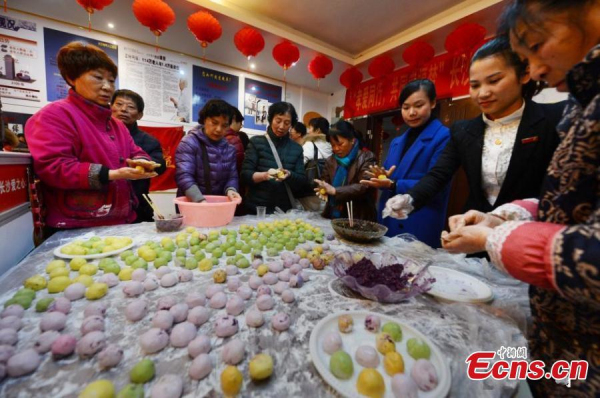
[383,194,414,219]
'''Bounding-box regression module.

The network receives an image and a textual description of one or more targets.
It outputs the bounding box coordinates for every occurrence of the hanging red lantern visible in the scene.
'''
[76,0,114,31]
[339,66,363,89]
[368,55,395,79]
[402,41,434,67]
[308,54,333,86]
[272,41,300,78]
[445,23,486,55]
[4,1,7,13]
[132,0,175,49]
[234,27,265,59]
[187,10,222,57]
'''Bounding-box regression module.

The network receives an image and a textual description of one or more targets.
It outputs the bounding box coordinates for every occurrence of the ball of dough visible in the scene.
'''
[170,322,197,348]
[156,296,177,311]
[289,263,302,275]
[364,315,381,333]
[169,303,189,324]
[0,329,17,346]
[391,374,419,398]
[356,368,385,398]
[221,339,245,365]
[355,345,380,368]
[33,331,60,354]
[40,312,67,332]
[289,275,304,288]
[97,344,123,370]
[273,281,288,295]
[0,344,15,362]
[262,272,278,285]
[236,286,252,300]
[278,269,291,282]
[227,277,242,292]
[80,380,115,398]
[187,307,211,327]
[225,265,239,276]
[185,292,206,308]
[189,353,212,380]
[245,309,264,328]
[123,281,145,297]
[338,314,353,333]
[257,285,272,296]
[281,289,295,303]
[248,275,263,290]
[376,333,396,355]
[249,353,274,381]
[268,262,283,273]
[154,267,173,279]
[322,331,343,355]
[410,359,438,391]
[187,334,211,358]
[76,330,106,359]
[160,273,178,288]
[205,284,225,299]
[125,300,148,322]
[99,273,120,288]
[140,328,169,354]
[214,315,238,338]
[48,297,71,314]
[6,349,41,377]
[150,374,183,398]
[0,315,21,331]
[209,292,227,309]
[226,296,245,316]
[256,295,274,311]
[143,278,159,292]
[213,269,227,284]
[271,312,291,331]
[152,310,174,330]
[51,334,77,359]
[84,302,107,318]
[220,366,242,396]
[81,315,105,335]
[63,283,86,301]
[131,268,147,282]
[85,283,108,300]
[1,305,24,319]
[178,269,193,283]
[329,350,353,380]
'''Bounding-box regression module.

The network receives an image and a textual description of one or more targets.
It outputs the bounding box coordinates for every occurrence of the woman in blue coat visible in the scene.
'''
[361,79,450,247]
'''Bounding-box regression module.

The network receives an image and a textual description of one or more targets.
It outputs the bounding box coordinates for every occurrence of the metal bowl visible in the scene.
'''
[154,215,184,232]
[331,218,388,243]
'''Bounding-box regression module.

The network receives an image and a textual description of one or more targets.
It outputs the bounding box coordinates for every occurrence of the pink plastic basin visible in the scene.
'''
[174,196,241,228]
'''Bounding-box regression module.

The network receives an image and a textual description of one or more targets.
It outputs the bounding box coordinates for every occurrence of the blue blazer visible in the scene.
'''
[378,119,451,248]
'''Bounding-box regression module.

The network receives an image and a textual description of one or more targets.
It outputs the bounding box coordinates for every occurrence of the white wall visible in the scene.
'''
[284,84,331,126]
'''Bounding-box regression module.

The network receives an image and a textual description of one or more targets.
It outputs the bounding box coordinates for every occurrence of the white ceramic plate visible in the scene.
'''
[309,310,451,398]
[53,236,135,260]
[426,266,493,303]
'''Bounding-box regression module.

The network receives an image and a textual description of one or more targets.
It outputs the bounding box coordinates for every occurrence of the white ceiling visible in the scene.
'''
[12,0,507,93]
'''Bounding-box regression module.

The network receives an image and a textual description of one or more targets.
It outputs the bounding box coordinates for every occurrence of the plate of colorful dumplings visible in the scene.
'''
[309,310,451,398]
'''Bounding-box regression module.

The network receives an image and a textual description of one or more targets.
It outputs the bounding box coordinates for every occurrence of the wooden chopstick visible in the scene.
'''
[143,194,165,220]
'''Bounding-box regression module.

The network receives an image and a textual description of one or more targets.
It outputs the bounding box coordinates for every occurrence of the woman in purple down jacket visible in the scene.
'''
[175,99,241,202]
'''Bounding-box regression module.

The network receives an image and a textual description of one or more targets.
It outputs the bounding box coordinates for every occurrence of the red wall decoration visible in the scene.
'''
[140,126,184,192]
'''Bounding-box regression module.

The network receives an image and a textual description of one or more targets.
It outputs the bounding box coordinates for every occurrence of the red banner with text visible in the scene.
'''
[344,52,472,118]
[0,164,29,213]
[140,125,184,192]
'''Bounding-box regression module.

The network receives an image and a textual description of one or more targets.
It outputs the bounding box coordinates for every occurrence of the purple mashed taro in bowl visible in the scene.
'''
[332,251,434,303]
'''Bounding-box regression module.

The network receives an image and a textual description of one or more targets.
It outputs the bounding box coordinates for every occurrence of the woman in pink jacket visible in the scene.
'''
[26,42,155,231]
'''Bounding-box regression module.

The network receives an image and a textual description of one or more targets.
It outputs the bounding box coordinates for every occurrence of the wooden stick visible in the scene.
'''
[143,194,164,219]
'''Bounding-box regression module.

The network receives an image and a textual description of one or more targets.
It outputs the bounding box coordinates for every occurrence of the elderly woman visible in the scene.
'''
[241,102,307,214]
[175,99,241,203]
[314,121,377,221]
[442,1,600,396]
[25,42,155,231]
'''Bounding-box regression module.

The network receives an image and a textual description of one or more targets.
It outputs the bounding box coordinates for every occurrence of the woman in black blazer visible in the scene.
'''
[384,37,565,223]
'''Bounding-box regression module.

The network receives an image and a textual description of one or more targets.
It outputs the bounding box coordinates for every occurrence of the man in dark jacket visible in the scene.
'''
[111,89,166,222]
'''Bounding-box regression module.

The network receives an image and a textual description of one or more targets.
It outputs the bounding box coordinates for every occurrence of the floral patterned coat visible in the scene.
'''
[485,45,600,396]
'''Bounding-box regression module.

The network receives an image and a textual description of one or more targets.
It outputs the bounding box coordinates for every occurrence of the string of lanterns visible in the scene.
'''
[70,2,486,89]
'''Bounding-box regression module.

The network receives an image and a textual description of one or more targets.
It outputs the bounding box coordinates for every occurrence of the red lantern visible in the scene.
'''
[402,41,434,67]
[272,41,300,78]
[368,55,395,79]
[76,0,113,30]
[132,0,175,48]
[445,23,486,55]
[308,54,333,86]
[4,1,7,13]
[234,27,265,59]
[187,11,222,57]
[339,67,363,89]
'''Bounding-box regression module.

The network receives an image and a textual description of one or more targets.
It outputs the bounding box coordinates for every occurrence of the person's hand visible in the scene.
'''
[267,168,290,182]
[382,194,413,219]
[361,165,397,189]
[441,225,492,254]
[109,167,157,181]
[314,179,335,201]
[169,97,178,107]
[227,190,242,201]
[448,210,505,232]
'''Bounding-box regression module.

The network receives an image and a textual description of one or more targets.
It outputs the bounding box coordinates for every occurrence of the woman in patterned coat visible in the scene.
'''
[441,1,600,396]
